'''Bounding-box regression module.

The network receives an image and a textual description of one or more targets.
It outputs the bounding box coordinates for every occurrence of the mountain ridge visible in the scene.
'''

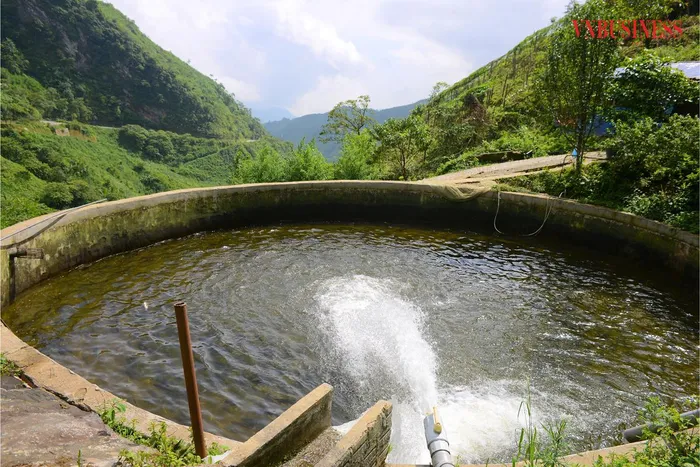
[264,99,427,161]
[1,0,264,139]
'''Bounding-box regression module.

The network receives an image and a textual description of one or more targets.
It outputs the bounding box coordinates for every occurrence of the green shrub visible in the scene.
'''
[40,182,73,209]
[594,396,700,467]
[99,400,228,467]
[235,145,288,183]
[335,131,377,180]
[504,115,699,233]
[69,179,99,205]
[0,353,22,377]
[606,52,699,123]
[140,173,167,194]
[287,139,332,181]
[607,115,699,231]
[119,125,150,152]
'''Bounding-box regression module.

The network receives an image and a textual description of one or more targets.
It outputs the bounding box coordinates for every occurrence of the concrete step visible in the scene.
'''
[279,427,342,467]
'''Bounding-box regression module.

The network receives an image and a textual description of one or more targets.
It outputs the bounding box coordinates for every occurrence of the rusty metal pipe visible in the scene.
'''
[174,302,207,459]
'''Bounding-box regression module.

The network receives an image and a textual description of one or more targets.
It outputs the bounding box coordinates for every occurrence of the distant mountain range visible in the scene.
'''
[264,100,427,161]
[250,106,296,123]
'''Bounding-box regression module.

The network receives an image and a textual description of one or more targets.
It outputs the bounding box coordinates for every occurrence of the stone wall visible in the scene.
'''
[2,182,697,309]
[317,401,392,467]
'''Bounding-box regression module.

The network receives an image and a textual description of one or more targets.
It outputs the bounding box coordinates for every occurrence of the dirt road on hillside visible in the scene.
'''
[421,152,606,187]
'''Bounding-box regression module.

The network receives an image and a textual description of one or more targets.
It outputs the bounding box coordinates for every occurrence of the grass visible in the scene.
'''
[0,353,22,376]
[478,394,700,467]
[99,400,228,467]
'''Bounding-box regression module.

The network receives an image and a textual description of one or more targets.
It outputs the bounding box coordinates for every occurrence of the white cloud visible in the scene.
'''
[219,76,261,102]
[271,0,362,67]
[291,74,368,115]
[107,0,570,112]
[108,0,265,102]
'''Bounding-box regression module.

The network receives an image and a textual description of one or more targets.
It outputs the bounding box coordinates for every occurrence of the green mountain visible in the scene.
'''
[436,14,699,121]
[265,100,426,161]
[0,0,289,229]
[250,106,296,123]
[1,0,264,139]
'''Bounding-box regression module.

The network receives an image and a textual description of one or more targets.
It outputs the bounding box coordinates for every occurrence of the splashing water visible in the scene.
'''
[314,275,557,464]
[7,225,696,463]
[314,275,438,410]
[314,275,439,462]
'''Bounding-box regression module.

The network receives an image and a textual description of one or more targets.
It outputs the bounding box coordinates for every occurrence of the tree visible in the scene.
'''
[606,115,699,231]
[606,52,699,123]
[320,95,376,143]
[287,139,332,181]
[1,39,28,75]
[334,131,376,180]
[539,0,620,172]
[374,115,431,180]
[41,183,73,209]
[421,100,477,172]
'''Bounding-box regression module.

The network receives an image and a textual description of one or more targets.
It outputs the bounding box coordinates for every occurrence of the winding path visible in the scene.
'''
[421,152,606,186]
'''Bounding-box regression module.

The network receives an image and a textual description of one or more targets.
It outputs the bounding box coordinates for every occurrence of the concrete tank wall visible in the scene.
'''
[2,181,697,308]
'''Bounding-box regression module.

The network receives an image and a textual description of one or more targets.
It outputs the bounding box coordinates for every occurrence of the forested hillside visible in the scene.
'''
[265,100,426,161]
[0,121,288,228]
[1,0,264,139]
[2,0,698,234]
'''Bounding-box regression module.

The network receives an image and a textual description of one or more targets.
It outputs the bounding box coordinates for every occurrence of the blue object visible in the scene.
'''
[572,148,578,158]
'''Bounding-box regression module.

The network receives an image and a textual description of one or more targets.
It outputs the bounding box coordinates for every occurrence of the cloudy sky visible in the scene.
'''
[107,0,570,117]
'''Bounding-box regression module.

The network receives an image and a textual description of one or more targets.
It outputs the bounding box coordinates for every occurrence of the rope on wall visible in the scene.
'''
[493,190,563,237]
[493,152,574,236]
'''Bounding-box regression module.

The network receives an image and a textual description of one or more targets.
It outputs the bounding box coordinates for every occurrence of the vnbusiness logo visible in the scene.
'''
[572,20,683,39]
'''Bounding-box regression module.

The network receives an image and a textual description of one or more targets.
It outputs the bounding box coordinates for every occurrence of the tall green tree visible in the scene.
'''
[606,52,699,123]
[374,115,430,180]
[1,39,28,74]
[334,131,376,180]
[235,146,288,183]
[320,95,376,143]
[539,0,620,171]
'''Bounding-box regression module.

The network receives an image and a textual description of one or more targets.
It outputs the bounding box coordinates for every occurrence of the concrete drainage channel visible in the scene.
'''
[1,181,697,466]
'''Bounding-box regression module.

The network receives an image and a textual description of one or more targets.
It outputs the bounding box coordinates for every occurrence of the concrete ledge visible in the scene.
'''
[0,323,238,450]
[317,400,392,467]
[222,383,333,466]
[386,439,646,466]
[2,182,697,309]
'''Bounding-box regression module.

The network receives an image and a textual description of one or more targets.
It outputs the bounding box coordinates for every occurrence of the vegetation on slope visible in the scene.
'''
[309,0,699,232]
[2,0,698,235]
[1,0,264,139]
[508,394,699,467]
[0,121,287,228]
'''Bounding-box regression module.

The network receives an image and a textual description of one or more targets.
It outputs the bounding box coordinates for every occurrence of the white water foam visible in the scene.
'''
[313,275,544,464]
[314,275,438,411]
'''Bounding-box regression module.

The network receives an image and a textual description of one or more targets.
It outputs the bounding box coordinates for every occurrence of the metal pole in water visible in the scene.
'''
[424,406,455,467]
[174,301,207,459]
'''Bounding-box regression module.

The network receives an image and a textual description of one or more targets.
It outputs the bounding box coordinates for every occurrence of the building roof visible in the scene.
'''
[668,61,700,80]
[614,61,700,80]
